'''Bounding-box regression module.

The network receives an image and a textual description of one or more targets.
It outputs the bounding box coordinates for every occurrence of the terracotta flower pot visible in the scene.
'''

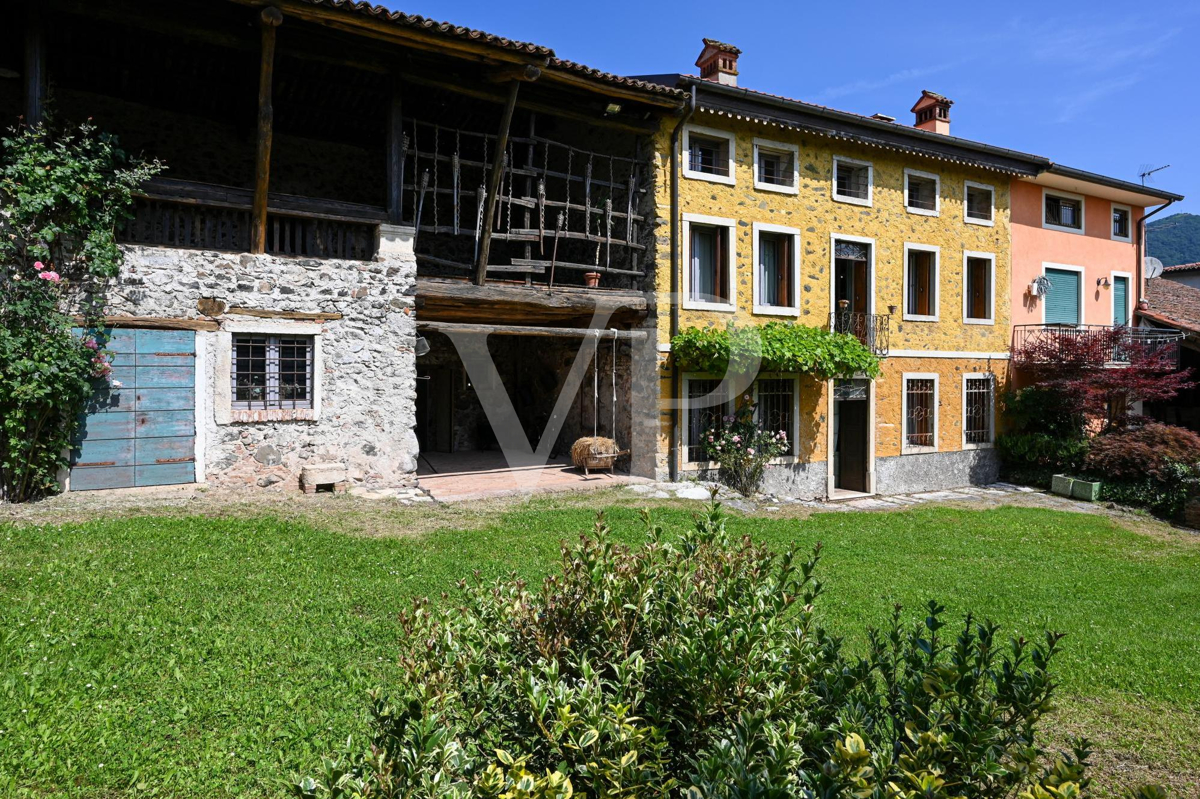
[584,271,601,288]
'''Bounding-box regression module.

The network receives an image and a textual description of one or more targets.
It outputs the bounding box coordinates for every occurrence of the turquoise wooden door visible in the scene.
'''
[1044,268,1082,325]
[1113,275,1129,327]
[70,329,196,490]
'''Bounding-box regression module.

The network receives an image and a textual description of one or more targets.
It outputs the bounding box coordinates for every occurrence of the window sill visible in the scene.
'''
[965,216,995,227]
[905,205,939,217]
[1043,222,1085,235]
[753,304,800,317]
[833,193,872,207]
[754,180,799,195]
[683,168,735,186]
[962,441,994,451]
[901,445,938,456]
[683,300,736,312]
[1111,234,1133,244]
[229,408,317,423]
[963,318,995,326]
[903,314,939,323]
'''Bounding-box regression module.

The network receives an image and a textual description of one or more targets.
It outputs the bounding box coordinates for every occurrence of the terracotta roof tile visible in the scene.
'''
[1143,278,1200,333]
[1163,262,1200,273]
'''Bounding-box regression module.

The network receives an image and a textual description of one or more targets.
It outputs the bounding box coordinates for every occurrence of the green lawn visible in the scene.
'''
[1,499,1198,797]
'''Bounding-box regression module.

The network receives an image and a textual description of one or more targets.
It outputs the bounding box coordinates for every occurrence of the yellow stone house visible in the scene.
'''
[644,43,1049,497]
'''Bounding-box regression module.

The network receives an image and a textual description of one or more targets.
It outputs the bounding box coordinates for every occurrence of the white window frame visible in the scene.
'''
[1111,270,1133,326]
[903,168,941,216]
[752,137,800,195]
[682,124,736,186]
[961,373,996,450]
[902,242,941,322]
[963,180,995,227]
[1110,203,1133,243]
[1042,188,1086,235]
[682,373,729,467]
[962,250,996,326]
[901,372,939,455]
[828,233,877,315]
[682,212,737,312]
[215,319,323,424]
[752,373,801,464]
[752,222,800,316]
[1040,262,1087,326]
[832,155,873,207]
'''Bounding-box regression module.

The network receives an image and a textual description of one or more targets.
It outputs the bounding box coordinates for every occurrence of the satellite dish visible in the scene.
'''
[1144,257,1164,280]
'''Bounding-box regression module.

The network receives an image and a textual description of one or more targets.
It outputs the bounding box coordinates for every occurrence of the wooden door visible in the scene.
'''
[836,398,868,493]
[70,329,196,489]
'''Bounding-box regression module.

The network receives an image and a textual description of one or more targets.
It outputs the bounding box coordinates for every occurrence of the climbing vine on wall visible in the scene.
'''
[0,122,162,501]
[671,321,881,379]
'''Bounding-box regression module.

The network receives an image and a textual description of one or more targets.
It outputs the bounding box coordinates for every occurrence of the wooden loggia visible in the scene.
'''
[252,6,283,254]
[415,277,647,326]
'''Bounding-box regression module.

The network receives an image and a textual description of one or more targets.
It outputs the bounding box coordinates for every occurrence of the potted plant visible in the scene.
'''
[583,271,601,288]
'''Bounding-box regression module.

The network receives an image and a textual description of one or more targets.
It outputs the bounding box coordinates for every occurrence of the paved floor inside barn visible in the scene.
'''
[417,450,637,502]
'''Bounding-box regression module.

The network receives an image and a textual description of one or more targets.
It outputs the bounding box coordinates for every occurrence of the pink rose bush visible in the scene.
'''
[701,396,790,496]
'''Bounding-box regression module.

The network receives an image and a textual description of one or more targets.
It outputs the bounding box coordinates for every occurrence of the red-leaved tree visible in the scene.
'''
[1012,326,1193,428]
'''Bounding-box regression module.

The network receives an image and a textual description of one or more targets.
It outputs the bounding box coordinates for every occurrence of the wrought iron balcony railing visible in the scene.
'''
[831,311,890,358]
[1011,324,1183,368]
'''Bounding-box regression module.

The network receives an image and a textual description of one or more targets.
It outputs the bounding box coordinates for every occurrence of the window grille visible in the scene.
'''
[757,149,794,187]
[966,186,993,221]
[689,135,730,176]
[232,335,314,410]
[835,161,870,200]
[1112,208,1130,238]
[756,378,794,456]
[964,377,993,445]
[758,231,793,307]
[1046,194,1082,229]
[687,378,725,462]
[906,175,937,211]
[905,378,936,448]
[906,249,936,316]
[966,257,992,320]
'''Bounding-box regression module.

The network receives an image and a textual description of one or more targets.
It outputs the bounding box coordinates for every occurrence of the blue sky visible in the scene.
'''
[388,0,1199,214]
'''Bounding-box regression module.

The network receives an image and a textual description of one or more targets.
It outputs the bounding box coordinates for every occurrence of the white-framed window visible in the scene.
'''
[1111,204,1132,242]
[962,373,995,449]
[752,222,800,316]
[753,138,799,194]
[682,213,736,311]
[683,375,728,464]
[753,375,799,459]
[216,320,323,424]
[683,124,736,185]
[904,168,940,216]
[902,373,939,454]
[832,155,873,206]
[963,250,995,325]
[903,242,940,321]
[1043,189,1086,234]
[964,180,995,226]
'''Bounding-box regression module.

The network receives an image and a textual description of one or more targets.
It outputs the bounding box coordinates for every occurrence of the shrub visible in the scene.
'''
[0,122,161,501]
[701,395,789,495]
[671,321,881,380]
[1084,424,1200,517]
[295,502,1109,799]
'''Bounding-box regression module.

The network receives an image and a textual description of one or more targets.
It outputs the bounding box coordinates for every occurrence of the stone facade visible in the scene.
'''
[98,227,419,490]
[652,108,1014,496]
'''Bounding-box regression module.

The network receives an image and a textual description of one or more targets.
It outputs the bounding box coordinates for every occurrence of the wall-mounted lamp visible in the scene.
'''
[1097,277,1111,288]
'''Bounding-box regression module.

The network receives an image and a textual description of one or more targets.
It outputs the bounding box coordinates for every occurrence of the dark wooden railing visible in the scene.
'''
[120,178,381,261]
[1012,324,1182,367]
[831,311,890,357]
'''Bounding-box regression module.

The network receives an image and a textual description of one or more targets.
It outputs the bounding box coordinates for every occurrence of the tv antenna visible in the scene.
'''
[1139,164,1170,185]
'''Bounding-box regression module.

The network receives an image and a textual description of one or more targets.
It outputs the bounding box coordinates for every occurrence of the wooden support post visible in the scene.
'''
[251,7,283,254]
[23,5,46,128]
[473,80,521,285]
[386,72,404,225]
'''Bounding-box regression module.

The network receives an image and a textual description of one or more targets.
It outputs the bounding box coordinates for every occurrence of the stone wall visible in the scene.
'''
[103,227,418,490]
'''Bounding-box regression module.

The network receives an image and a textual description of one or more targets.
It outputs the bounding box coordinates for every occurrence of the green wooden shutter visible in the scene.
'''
[1044,268,1081,325]
[1112,276,1129,327]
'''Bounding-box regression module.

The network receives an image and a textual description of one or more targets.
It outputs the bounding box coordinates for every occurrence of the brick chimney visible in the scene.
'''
[911,90,952,134]
[696,39,741,86]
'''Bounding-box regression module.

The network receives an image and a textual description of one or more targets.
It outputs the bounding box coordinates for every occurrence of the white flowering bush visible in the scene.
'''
[702,395,789,496]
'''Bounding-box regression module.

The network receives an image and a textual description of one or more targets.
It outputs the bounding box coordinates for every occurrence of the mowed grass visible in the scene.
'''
[1,501,1198,797]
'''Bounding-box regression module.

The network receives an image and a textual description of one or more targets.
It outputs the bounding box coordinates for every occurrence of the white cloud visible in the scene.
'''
[816,64,952,102]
